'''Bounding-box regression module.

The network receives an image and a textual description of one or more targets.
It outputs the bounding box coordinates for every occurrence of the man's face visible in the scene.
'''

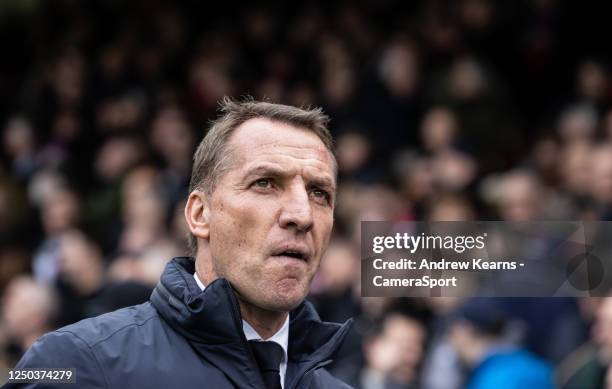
[204,118,335,312]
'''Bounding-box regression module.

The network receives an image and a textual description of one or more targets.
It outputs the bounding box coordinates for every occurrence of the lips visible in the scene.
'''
[270,244,312,262]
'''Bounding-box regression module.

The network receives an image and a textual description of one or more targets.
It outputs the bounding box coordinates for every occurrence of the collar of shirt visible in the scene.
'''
[193,272,289,387]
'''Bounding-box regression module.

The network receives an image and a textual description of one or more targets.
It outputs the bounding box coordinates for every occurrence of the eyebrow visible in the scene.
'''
[307,177,336,192]
[243,163,336,190]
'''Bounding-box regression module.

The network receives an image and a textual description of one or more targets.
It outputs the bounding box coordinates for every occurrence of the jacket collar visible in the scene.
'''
[151,257,353,388]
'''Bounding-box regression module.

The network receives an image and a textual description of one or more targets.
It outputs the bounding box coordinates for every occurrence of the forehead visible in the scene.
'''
[226,117,336,177]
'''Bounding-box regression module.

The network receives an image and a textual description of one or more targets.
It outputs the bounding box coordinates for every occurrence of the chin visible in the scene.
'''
[266,298,304,313]
[266,289,307,312]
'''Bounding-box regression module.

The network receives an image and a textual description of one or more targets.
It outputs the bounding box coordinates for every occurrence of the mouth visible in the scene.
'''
[270,245,311,262]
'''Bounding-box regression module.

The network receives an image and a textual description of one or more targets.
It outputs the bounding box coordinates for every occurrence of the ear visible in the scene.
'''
[184,190,211,241]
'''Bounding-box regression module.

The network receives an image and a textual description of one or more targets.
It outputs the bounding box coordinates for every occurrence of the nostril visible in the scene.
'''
[293,221,313,233]
[279,213,314,232]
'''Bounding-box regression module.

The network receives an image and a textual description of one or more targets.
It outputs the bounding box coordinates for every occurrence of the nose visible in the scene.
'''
[278,182,314,233]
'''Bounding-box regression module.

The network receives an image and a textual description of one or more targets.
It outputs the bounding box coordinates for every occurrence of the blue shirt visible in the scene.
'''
[468,348,554,389]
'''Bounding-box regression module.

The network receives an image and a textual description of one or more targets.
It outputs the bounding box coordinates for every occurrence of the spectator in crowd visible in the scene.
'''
[420,297,464,389]
[32,185,80,284]
[0,276,58,366]
[354,304,430,389]
[449,298,554,389]
[311,238,363,380]
[590,144,612,219]
[557,297,606,389]
[54,229,152,327]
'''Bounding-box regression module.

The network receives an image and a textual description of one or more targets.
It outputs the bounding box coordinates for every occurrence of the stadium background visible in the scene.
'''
[2,0,612,387]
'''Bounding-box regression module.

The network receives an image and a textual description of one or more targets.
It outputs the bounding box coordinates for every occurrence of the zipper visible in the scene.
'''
[289,359,333,389]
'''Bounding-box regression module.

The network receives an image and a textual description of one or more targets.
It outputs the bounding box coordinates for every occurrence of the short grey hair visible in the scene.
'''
[187,97,336,255]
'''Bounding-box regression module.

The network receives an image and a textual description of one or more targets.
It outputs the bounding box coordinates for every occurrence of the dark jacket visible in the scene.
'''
[5,257,353,389]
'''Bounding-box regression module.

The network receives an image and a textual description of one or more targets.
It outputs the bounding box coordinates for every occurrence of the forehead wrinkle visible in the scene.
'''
[242,159,333,180]
[258,146,336,176]
[242,161,297,179]
[302,165,335,189]
[228,133,330,163]
[257,142,331,157]
[257,151,333,169]
[226,120,337,181]
[242,144,333,169]
[240,159,335,190]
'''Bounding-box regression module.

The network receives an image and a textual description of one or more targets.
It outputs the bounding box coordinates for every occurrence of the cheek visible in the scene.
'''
[208,199,271,268]
[314,211,334,248]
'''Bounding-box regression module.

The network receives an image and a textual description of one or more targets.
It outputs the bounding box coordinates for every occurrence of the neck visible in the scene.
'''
[237,295,288,340]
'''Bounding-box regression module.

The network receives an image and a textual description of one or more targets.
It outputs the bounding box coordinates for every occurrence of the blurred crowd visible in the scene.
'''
[2,0,612,388]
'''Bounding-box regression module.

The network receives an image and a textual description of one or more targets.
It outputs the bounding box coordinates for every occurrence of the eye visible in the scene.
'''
[310,187,331,204]
[252,178,273,189]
